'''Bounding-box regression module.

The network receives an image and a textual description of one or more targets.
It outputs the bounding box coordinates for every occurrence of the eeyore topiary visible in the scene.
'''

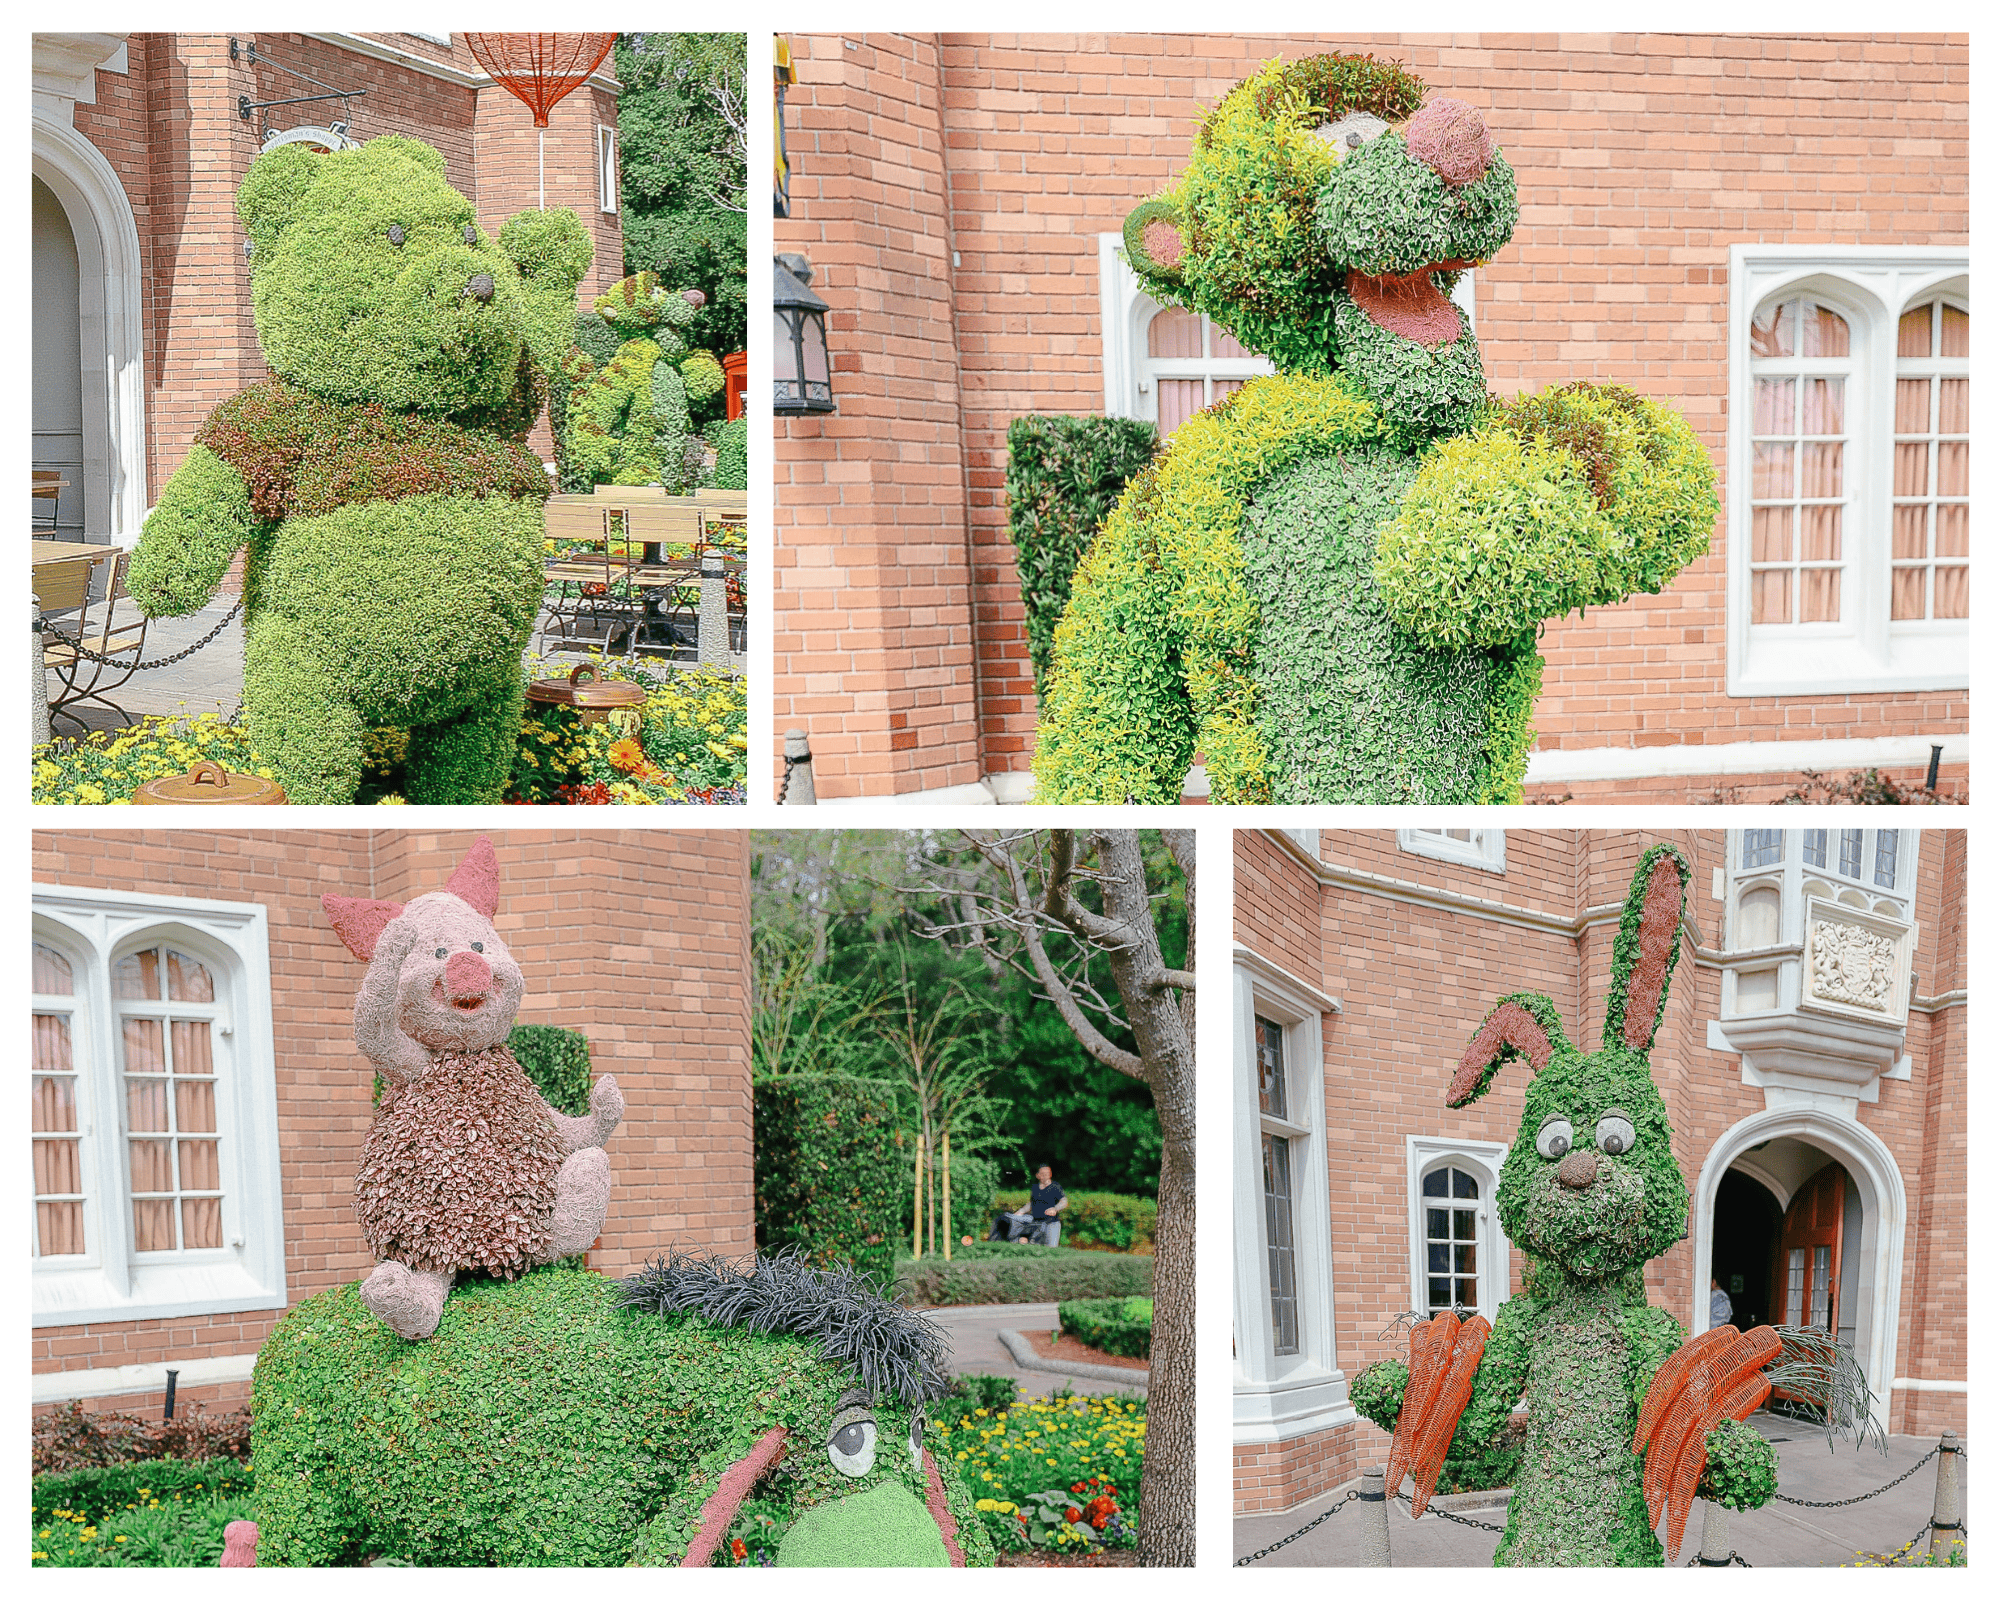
[1349,845,1784,1564]
[1033,57,1718,803]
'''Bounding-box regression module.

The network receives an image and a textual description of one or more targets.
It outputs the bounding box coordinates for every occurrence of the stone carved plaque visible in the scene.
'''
[1808,920,1897,1012]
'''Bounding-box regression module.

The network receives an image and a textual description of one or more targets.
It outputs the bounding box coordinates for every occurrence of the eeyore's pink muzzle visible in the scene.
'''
[442,951,493,1010]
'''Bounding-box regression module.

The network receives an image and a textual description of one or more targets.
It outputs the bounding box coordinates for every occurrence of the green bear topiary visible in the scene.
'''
[247,1257,996,1568]
[1348,846,1783,1565]
[557,273,721,492]
[126,136,593,803]
[1033,58,1718,803]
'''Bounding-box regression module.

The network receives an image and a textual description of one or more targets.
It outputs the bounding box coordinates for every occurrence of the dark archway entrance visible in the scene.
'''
[1710,1167,1782,1329]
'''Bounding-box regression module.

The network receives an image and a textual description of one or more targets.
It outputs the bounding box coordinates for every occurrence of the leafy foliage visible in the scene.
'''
[1004,415,1158,696]
[705,417,748,490]
[754,1073,909,1277]
[32,1476,252,1567]
[505,1023,593,1116]
[32,1404,251,1478]
[992,1189,1158,1252]
[895,1250,1154,1307]
[1058,1297,1154,1358]
[1314,133,1517,279]
[1330,294,1489,447]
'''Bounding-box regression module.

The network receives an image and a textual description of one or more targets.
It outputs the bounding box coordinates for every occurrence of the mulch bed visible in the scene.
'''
[1033,1330,1149,1373]
[996,1548,1141,1567]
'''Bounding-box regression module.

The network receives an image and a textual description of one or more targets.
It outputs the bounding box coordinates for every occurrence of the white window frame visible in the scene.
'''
[1405,1136,1512,1324]
[1099,233,1475,428]
[597,123,619,215]
[32,885,285,1328]
[403,32,452,46]
[1232,945,1350,1445]
[1396,827,1506,874]
[1725,244,1969,696]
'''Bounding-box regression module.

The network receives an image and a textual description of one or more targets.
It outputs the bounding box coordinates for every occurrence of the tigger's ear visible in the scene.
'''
[1603,844,1691,1055]
[1448,992,1569,1108]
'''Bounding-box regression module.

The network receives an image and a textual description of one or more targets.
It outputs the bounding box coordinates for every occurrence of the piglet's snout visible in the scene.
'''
[443,951,493,1007]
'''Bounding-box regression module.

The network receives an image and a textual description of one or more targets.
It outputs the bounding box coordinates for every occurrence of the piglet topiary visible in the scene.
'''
[1350,844,1782,1564]
[321,835,623,1340]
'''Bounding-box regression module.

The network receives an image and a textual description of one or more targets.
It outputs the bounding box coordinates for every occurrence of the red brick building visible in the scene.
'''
[773,34,1968,802]
[32,32,625,546]
[1232,827,1965,1514]
[31,828,751,1417]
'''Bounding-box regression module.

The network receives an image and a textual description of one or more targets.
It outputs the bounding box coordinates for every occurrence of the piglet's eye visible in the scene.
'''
[471,942,484,953]
[435,948,448,959]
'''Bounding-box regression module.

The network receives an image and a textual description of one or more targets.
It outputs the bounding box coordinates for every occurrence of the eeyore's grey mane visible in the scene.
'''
[619,1249,952,1403]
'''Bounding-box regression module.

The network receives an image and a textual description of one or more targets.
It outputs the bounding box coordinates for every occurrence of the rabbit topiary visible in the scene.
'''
[1351,843,1781,1564]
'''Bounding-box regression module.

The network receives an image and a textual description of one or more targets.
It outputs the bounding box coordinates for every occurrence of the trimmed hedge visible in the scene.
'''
[755,1074,907,1278]
[505,1023,592,1117]
[1004,415,1157,697]
[895,1250,1154,1307]
[33,1457,256,1524]
[1058,1297,1153,1359]
[991,1189,1156,1253]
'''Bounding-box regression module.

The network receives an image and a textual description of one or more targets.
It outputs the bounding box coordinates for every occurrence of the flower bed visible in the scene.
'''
[948,1393,1145,1556]
[32,1459,254,1567]
[31,659,746,806]
[1058,1297,1153,1360]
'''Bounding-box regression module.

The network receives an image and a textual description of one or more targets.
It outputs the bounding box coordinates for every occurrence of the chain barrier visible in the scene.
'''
[1233,1489,1358,1565]
[1689,1550,1754,1566]
[777,751,805,804]
[1394,1490,1505,1532]
[1772,1446,1938,1508]
[39,601,243,671]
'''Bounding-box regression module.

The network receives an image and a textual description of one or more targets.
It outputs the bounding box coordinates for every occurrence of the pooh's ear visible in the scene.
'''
[1448,991,1569,1108]
[237,143,322,265]
[1603,843,1692,1055]
[500,208,594,378]
[361,133,447,179]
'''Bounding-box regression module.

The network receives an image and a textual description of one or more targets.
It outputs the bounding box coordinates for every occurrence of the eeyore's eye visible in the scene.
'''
[908,1409,925,1471]
[827,1395,877,1478]
[1596,1112,1636,1157]
[388,224,406,247]
[471,942,484,953]
[1535,1116,1573,1160]
[434,947,448,960]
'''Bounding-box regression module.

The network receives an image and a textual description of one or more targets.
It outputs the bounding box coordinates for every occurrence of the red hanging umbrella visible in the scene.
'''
[463,32,619,207]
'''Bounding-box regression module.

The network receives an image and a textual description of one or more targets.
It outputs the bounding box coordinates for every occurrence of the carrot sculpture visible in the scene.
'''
[1351,844,1783,1564]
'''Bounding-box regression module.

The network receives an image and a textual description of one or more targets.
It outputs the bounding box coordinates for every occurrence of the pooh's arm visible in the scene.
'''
[541,1074,624,1153]
[500,208,594,383]
[1373,386,1717,653]
[125,445,259,618]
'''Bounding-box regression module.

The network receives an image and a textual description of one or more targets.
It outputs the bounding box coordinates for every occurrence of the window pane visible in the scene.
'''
[174,1078,217,1135]
[1428,1278,1451,1308]
[1147,308,1202,358]
[1894,441,1931,497]
[1452,1208,1475,1241]
[1428,1241,1450,1273]
[1753,377,1794,434]
[172,1020,214,1077]
[1210,320,1253,359]
[1891,566,1928,621]
[1799,567,1841,624]
[1751,441,1794,499]
[1940,304,1968,358]
[1938,378,1968,434]
[126,1075,169,1133]
[1451,1167,1478,1200]
[33,1013,72,1075]
[181,1197,223,1251]
[1786,1246,1805,1324]
[1422,1169,1448,1199]
[1898,305,1933,358]
[1895,377,1933,434]
[1749,505,1792,565]
[1157,378,1204,435]
[1455,1243,1477,1275]
[1799,504,1841,562]
[1427,1206,1448,1238]
[1892,504,1930,562]
[37,1202,85,1258]
[33,1071,77,1136]
[1800,377,1843,435]
[113,949,161,1000]
[179,1139,221,1193]
[1255,1017,1288,1120]
[1742,830,1784,869]
[1799,442,1842,498]
[1935,504,1967,558]
[1802,829,1827,868]
[1935,564,1968,618]
[129,1139,174,1195]
[1751,300,1793,358]
[34,1138,81,1196]
[1937,441,1967,498]
[1262,1134,1299,1356]
[167,951,214,1004]
[1751,568,1791,625]
[1873,831,1899,889]
[1801,304,1849,358]
[132,1197,177,1253]
[122,1017,165,1073]
[1839,829,1863,879]
[33,943,74,996]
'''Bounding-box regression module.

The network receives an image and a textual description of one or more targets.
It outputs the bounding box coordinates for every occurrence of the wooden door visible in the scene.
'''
[1770,1163,1845,1404]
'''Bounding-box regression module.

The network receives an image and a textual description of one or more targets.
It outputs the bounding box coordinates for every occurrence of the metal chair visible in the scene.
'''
[39,550,147,734]
[539,531,646,656]
[32,471,66,534]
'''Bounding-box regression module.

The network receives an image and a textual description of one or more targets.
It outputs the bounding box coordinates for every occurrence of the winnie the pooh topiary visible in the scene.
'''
[1033,57,1718,803]
[1350,845,1782,1564]
[126,136,593,804]
[242,1254,995,1567]
[321,836,623,1341]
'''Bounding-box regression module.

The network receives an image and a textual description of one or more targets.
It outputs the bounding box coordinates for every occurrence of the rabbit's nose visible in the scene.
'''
[1404,97,1495,187]
[443,951,493,1000]
[1557,1149,1598,1190]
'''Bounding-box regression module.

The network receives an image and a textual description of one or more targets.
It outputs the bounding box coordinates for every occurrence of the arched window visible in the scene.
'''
[1420,1163,1482,1313]
[33,941,87,1259]
[1406,1139,1508,1321]
[112,944,226,1254]
[1749,296,1853,626]
[1891,297,1969,621]
[1138,308,1271,437]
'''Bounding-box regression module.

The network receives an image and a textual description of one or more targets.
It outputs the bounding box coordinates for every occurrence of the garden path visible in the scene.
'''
[926,1302,1144,1400]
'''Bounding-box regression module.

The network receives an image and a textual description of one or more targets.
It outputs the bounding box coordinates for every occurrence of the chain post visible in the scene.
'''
[780,728,815,805]
[1357,1464,1390,1567]
[1695,1498,1737,1566]
[698,551,729,668]
[33,598,52,746]
[1928,1431,1961,1563]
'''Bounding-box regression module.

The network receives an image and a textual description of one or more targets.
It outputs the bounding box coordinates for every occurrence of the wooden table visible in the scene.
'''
[32,539,110,566]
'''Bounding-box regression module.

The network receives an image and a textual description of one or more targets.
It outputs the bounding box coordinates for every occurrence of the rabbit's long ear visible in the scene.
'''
[1603,843,1692,1054]
[1448,991,1570,1107]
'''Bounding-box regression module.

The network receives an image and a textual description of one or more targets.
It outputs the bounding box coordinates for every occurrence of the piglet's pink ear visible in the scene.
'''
[322,896,403,961]
[445,836,500,918]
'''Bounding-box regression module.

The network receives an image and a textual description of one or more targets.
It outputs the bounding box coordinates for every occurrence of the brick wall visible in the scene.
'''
[67,32,621,501]
[774,33,1968,800]
[1234,828,1965,1513]
[31,827,750,1416]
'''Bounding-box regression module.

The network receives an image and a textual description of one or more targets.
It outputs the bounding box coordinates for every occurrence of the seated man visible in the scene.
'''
[1027,1164,1067,1248]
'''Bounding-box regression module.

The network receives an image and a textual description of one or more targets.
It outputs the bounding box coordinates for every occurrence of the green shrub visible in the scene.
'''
[1058,1297,1154,1358]
[895,1251,1154,1306]
[248,1267,993,1567]
[33,1482,252,1567]
[904,1150,998,1252]
[991,1190,1157,1253]
[705,417,748,491]
[504,1024,592,1116]
[1003,415,1157,697]
[33,1457,256,1522]
[755,1074,908,1278]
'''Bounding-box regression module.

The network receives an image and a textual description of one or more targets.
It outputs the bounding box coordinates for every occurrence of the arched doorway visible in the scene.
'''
[33,175,85,540]
[1694,1110,1905,1426]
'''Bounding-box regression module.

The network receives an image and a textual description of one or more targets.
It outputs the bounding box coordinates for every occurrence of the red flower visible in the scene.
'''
[1062,1506,1081,1524]
[730,1538,747,1562]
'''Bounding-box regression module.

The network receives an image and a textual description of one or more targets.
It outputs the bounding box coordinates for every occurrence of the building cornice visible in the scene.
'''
[1232,943,1341,1015]
[304,33,621,95]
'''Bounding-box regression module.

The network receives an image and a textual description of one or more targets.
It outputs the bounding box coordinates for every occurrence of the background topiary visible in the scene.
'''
[704,417,748,491]
[754,1074,908,1279]
[1003,415,1158,698]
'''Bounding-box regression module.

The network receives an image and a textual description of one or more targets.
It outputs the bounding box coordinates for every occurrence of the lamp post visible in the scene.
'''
[773,254,834,415]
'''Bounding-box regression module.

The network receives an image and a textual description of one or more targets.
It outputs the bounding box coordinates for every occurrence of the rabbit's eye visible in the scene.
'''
[1596,1113,1636,1157]
[1535,1116,1573,1160]
[434,947,448,959]
[908,1408,925,1471]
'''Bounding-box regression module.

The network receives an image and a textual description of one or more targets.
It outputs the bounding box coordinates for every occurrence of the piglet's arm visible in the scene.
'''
[352,952,428,1085]
[542,1074,624,1152]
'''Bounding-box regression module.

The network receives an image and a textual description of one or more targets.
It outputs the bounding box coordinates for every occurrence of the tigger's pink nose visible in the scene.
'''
[443,951,492,1002]
[1405,97,1494,187]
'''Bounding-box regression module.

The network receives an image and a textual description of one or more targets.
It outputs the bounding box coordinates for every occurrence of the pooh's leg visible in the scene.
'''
[359,1259,454,1340]
[548,1146,612,1256]
[243,615,368,804]
[402,662,526,804]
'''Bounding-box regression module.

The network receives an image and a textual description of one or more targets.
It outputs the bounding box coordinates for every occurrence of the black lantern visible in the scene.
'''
[774,254,834,415]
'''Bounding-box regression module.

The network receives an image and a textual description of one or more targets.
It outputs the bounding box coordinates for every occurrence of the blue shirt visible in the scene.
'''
[1029,1182,1065,1220]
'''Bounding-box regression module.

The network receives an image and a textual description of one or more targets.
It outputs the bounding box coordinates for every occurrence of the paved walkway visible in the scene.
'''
[1233,1416,1966,1567]
[926,1302,1145,1400]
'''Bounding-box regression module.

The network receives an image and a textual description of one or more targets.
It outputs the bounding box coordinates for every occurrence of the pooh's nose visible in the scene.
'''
[444,951,492,1001]
[464,272,495,303]
[1557,1149,1598,1190]
[1404,97,1495,188]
